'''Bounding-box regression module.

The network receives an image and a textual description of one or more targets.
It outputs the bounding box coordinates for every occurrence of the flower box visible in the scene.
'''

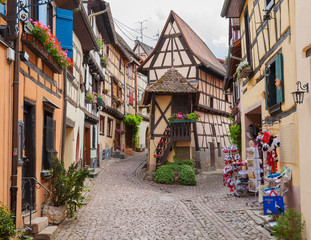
[169,119,196,123]
[22,33,63,74]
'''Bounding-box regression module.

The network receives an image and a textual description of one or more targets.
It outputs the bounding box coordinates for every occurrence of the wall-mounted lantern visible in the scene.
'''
[291,81,309,104]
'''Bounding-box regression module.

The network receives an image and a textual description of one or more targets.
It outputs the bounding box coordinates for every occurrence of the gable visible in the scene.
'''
[138,11,225,80]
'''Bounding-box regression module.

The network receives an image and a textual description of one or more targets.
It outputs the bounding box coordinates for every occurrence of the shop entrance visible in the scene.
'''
[83,126,90,166]
[245,105,262,144]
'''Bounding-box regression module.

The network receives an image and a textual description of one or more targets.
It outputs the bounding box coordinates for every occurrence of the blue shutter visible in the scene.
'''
[56,8,73,59]
[265,68,269,110]
[275,53,284,104]
[0,3,6,15]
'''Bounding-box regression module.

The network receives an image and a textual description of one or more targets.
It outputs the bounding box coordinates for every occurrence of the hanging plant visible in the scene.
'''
[236,61,250,80]
[115,128,125,134]
[97,34,110,67]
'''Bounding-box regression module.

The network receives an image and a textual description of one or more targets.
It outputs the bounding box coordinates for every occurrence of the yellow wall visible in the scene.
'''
[0,41,13,207]
[295,0,311,237]
[240,0,300,209]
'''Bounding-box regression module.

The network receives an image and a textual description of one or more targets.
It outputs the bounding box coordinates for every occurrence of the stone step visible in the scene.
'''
[22,211,38,225]
[35,226,58,240]
[25,217,48,234]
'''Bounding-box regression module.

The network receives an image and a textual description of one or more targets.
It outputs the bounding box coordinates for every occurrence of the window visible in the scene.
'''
[118,87,122,98]
[129,91,134,105]
[119,58,122,70]
[210,97,214,108]
[100,116,105,135]
[128,64,133,79]
[107,118,113,137]
[106,46,109,57]
[244,8,252,68]
[172,95,190,114]
[265,53,284,110]
[265,0,274,11]
[42,111,57,170]
[217,142,222,157]
[92,126,96,148]
[39,2,53,27]
[112,79,118,97]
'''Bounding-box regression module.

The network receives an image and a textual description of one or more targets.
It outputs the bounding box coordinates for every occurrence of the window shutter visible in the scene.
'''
[129,91,133,104]
[0,3,5,15]
[265,68,269,110]
[275,53,284,104]
[56,8,73,59]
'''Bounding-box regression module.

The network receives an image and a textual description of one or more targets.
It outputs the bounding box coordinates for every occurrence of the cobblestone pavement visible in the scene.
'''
[56,152,273,240]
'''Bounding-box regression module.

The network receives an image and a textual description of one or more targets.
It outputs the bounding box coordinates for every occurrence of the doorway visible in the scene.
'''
[83,126,90,167]
[22,102,36,212]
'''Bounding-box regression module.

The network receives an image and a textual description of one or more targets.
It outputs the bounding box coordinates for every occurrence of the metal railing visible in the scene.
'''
[22,177,50,230]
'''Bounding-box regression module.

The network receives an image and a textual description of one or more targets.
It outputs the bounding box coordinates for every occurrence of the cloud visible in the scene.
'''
[212,35,228,48]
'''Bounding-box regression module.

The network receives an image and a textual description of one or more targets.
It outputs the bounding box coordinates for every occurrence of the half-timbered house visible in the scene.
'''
[221,0,299,212]
[138,11,231,170]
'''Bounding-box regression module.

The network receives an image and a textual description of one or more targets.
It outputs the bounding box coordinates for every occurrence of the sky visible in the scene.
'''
[108,0,229,60]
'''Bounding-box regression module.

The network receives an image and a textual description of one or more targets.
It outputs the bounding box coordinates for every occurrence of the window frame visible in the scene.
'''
[107,118,113,137]
[100,116,105,135]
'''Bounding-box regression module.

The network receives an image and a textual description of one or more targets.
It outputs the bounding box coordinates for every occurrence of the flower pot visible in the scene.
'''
[42,204,67,225]
[85,96,93,104]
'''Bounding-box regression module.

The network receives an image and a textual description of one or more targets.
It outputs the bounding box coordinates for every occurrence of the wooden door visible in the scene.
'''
[22,104,36,212]
[83,126,91,166]
[209,142,215,170]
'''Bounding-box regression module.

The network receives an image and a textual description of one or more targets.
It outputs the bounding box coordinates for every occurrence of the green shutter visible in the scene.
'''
[265,68,268,110]
[275,53,284,104]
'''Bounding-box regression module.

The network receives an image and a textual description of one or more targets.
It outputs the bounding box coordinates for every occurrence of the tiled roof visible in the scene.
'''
[146,67,198,94]
[139,41,153,55]
[172,11,226,75]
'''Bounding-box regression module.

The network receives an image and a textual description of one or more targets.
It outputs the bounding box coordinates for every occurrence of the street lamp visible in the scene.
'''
[291,81,309,104]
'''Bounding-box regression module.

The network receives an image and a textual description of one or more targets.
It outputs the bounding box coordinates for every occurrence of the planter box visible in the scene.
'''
[42,205,67,225]
[22,33,63,74]
[169,119,196,123]
[240,66,252,79]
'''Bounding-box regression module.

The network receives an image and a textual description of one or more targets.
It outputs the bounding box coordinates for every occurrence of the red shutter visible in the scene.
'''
[129,91,133,104]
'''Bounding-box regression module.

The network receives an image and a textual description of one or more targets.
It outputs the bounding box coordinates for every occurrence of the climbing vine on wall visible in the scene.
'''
[123,115,143,147]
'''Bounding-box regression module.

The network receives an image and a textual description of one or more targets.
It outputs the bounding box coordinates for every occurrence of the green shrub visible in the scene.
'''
[49,155,90,218]
[178,165,197,185]
[273,208,305,240]
[174,159,194,168]
[154,165,175,184]
[0,202,16,240]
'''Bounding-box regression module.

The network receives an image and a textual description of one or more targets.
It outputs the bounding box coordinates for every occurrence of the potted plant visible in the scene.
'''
[103,88,109,94]
[97,34,110,68]
[115,128,125,134]
[236,61,252,80]
[113,96,124,106]
[85,91,95,104]
[43,155,89,224]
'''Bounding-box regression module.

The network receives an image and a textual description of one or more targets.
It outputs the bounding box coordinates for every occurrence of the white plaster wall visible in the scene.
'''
[138,120,148,149]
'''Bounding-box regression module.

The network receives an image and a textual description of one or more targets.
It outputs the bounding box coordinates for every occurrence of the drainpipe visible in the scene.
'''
[11,21,21,218]
[88,3,109,19]
[124,62,127,115]
[61,69,67,161]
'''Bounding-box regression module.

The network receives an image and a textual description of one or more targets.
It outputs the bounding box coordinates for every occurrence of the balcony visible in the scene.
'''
[170,120,193,141]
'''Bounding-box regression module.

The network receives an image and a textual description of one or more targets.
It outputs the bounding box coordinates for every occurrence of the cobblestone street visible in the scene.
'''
[56,152,273,240]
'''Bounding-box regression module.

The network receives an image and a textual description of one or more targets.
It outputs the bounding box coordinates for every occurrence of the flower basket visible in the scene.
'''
[22,33,63,74]
[100,58,108,68]
[85,92,95,104]
[85,97,93,104]
[240,66,252,78]
[116,128,125,134]
[113,96,124,106]
[103,89,109,94]
[168,111,200,122]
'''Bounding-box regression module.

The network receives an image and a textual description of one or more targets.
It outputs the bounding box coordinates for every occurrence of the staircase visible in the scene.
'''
[155,121,192,167]
[22,177,57,240]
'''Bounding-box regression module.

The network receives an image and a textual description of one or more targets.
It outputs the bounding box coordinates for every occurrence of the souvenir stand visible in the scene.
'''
[222,146,247,196]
